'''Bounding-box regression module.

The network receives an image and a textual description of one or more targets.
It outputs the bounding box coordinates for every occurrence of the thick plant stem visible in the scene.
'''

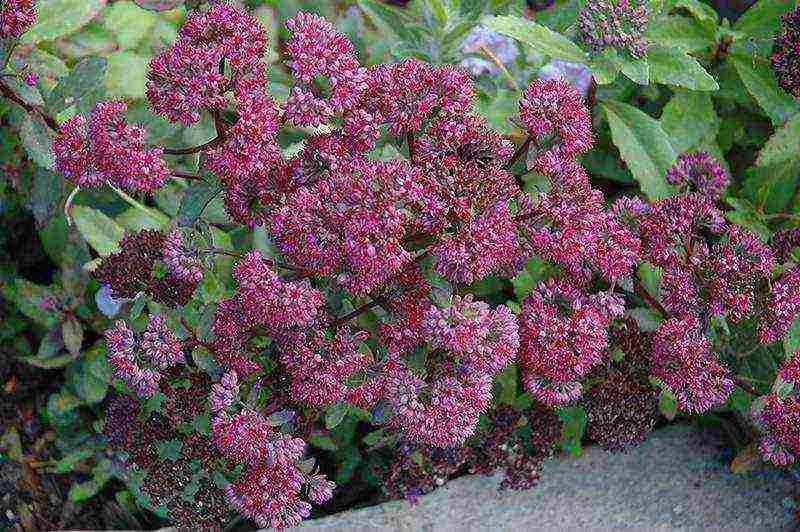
[504,135,533,171]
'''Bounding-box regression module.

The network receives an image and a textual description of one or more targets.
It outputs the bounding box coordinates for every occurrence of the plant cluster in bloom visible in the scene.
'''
[0,0,36,40]
[772,6,800,101]
[577,0,650,59]
[751,352,800,466]
[27,2,800,527]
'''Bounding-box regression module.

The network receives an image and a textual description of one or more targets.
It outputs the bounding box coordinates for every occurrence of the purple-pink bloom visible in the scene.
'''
[666,152,729,200]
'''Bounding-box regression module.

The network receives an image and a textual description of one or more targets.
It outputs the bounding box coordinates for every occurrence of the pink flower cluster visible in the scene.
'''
[147,3,268,125]
[651,316,732,413]
[666,151,729,200]
[105,316,184,398]
[211,251,324,375]
[53,100,169,192]
[760,266,800,344]
[0,0,36,40]
[212,409,334,528]
[752,352,800,466]
[162,229,204,284]
[518,279,609,406]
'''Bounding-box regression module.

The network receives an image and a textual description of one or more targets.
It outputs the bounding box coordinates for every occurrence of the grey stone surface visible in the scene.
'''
[294,425,798,531]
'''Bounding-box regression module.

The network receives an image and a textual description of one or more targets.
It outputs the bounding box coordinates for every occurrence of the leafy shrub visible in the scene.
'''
[2,0,800,528]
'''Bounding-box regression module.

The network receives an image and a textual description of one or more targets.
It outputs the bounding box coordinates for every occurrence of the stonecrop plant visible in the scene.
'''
[3,0,800,528]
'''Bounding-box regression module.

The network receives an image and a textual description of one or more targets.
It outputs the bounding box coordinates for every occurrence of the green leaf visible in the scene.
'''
[756,112,800,168]
[61,317,83,357]
[602,100,676,200]
[155,440,184,461]
[620,56,649,85]
[309,435,339,451]
[325,403,348,430]
[55,448,94,473]
[133,0,182,10]
[71,205,125,256]
[734,0,795,38]
[730,55,800,127]
[590,48,622,85]
[357,0,417,42]
[69,480,102,503]
[14,279,60,327]
[484,15,588,64]
[48,389,81,424]
[557,406,586,457]
[105,51,148,99]
[658,387,679,420]
[23,0,106,43]
[104,1,159,50]
[671,0,718,28]
[784,315,800,356]
[47,56,107,114]
[4,76,44,106]
[646,15,716,52]
[178,182,223,227]
[19,115,55,169]
[660,90,719,155]
[27,168,63,229]
[647,45,719,91]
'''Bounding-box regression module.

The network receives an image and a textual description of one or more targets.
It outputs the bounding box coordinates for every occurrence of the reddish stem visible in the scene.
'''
[503,135,532,171]
[634,278,668,317]
[0,79,59,131]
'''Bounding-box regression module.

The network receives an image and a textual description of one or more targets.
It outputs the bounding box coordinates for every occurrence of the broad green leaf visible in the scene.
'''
[357,0,417,42]
[756,112,800,168]
[19,115,55,168]
[658,388,678,420]
[660,90,719,154]
[155,440,184,461]
[484,15,588,64]
[55,449,94,474]
[730,55,800,127]
[309,435,339,451]
[69,480,102,503]
[647,45,719,91]
[784,315,800,356]
[133,0,182,11]
[734,0,796,38]
[602,100,676,200]
[62,317,83,357]
[590,49,622,85]
[671,0,718,28]
[47,56,107,114]
[742,159,800,214]
[14,279,60,328]
[23,0,106,43]
[475,89,520,134]
[104,1,159,50]
[71,205,125,256]
[28,168,63,229]
[4,76,44,106]
[178,182,224,227]
[325,403,348,430]
[620,56,649,85]
[557,406,586,457]
[646,15,716,52]
[105,51,148,99]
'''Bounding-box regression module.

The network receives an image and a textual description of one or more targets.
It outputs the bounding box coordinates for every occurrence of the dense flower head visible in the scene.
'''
[760,266,800,344]
[518,79,592,173]
[379,357,493,447]
[582,370,657,452]
[270,160,415,296]
[770,227,800,263]
[283,11,367,126]
[666,152,729,200]
[422,295,519,375]
[637,192,726,268]
[0,0,36,40]
[380,443,468,504]
[233,250,324,331]
[378,263,432,354]
[753,393,800,466]
[141,314,185,370]
[651,315,733,413]
[362,59,474,136]
[772,6,800,100]
[53,100,169,192]
[433,202,522,284]
[146,41,228,126]
[147,3,267,125]
[518,279,609,406]
[204,68,282,182]
[279,326,370,408]
[212,409,333,529]
[105,320,162,398]
[93,229,199,307]
[162,229,204,285]
[578,0,650,58]
[210,371,239,413]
